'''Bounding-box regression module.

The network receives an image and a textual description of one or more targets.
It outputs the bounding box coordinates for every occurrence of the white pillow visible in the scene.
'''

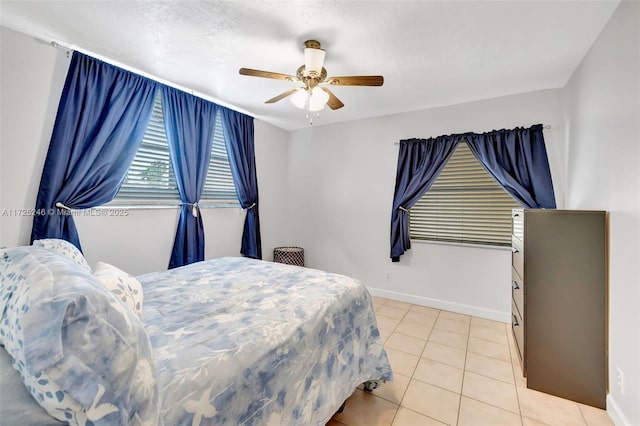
[94,262,143,319]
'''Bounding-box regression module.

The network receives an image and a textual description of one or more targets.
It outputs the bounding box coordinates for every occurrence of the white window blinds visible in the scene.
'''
[201,114,237,203]
[115,92,238,205]
[116,92,178,202]
[409,141,521,246]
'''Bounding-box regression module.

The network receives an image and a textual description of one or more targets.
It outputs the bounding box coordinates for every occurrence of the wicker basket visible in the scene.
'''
[273,247,304,267]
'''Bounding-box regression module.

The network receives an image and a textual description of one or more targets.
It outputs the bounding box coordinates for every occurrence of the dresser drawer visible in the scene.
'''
[512,235,524,279]
[511,299,525,372]
[512,209,524,242]
[512,267,524,318]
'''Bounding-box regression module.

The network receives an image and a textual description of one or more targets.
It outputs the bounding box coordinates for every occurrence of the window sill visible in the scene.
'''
[411,239,511,251]
[101,202,240,210]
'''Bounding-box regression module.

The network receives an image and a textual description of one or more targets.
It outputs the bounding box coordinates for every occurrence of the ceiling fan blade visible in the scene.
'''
[325,75,384,86]
[321,87,345,110]
[265,88,299,104]
[239,68,297,81]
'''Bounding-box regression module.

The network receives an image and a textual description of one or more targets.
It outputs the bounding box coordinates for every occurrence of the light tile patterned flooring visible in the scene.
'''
[328,297,613,426]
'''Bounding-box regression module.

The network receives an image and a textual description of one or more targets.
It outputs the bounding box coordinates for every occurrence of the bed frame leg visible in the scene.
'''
[363,380,380,392]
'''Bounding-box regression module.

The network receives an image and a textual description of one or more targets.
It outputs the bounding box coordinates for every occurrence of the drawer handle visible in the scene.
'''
[512,247,519,253]
[512,314,520,327]
[512,281,520,290]
[513,213,520,217]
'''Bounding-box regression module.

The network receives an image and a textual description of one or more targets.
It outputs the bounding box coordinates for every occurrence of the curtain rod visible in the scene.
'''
[393,125,552,145]
[47,39,256,119]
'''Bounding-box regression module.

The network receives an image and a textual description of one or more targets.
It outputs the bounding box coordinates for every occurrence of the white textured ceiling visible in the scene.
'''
[1,0,619,131]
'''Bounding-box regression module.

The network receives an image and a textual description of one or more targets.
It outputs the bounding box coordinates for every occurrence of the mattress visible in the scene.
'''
[139,257,392,425]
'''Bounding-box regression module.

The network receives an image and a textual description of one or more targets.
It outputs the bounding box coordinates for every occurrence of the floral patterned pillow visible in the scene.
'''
[33,238,92,273]
[94,262,143,319]
[0,245,159,425]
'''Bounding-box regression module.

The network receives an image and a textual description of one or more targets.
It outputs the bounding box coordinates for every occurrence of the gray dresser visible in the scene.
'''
[511,209,607,409]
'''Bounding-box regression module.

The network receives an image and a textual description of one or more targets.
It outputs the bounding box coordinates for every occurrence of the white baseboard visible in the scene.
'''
[607,394,631,426]
[366,286,511,323]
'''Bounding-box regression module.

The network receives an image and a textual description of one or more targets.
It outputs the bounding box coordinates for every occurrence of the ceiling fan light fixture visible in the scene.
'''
[290,88,308,109]
[290,87,329,112]
[303,44,325,76]
[308,86,329,111]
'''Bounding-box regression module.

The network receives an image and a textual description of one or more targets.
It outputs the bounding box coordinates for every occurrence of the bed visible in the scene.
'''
[0,240,392,425]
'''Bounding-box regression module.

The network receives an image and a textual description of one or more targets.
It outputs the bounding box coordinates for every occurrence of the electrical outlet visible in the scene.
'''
[385,273,391,281]
[616,367,625,394]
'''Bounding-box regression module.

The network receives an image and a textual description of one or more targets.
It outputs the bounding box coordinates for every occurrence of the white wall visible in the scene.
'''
[0,26,290,275]
[252,120,291,259]
[287,90,565,321]
[563,2,640,424]
[0,27,70,247]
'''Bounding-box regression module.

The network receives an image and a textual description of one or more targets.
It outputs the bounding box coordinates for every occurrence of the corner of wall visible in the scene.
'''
[561,2,640,425]
[0,26,70,247]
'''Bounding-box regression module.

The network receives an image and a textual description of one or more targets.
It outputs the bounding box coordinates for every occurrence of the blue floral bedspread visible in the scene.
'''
[138,257,392,426]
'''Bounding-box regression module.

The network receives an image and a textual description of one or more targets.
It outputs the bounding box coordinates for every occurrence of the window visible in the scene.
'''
[115,93,176,202]
[114,92,238,206]
[201,119,237,202]
[409,141,520,246]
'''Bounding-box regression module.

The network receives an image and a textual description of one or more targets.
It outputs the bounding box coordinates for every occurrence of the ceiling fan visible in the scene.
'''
[239,40,383,114]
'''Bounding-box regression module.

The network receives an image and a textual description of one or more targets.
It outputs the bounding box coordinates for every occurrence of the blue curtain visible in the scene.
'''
[162,86,219,269]
[390,136,462,261]
[31,52,157,250]
[220,107,262,259]
[465,124,556,208]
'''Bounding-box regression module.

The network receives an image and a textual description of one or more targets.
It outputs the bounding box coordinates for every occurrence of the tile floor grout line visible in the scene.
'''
[385,338,429,357]
[468,326,511,346]
[365,375,410,407]
[577,404,591,426]
[408,369,463,393]
[388,406,399,426]
[503,321,525,425]
[392,328,434,341]
[466,346,510,363]
[456,394,525,419]
[455,321,473,426]
[394,305,438,419]
[383,372,410,426]
[398,406,449,426]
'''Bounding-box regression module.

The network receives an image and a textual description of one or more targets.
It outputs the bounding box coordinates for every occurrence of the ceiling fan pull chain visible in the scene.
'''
[305,92,313,124]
